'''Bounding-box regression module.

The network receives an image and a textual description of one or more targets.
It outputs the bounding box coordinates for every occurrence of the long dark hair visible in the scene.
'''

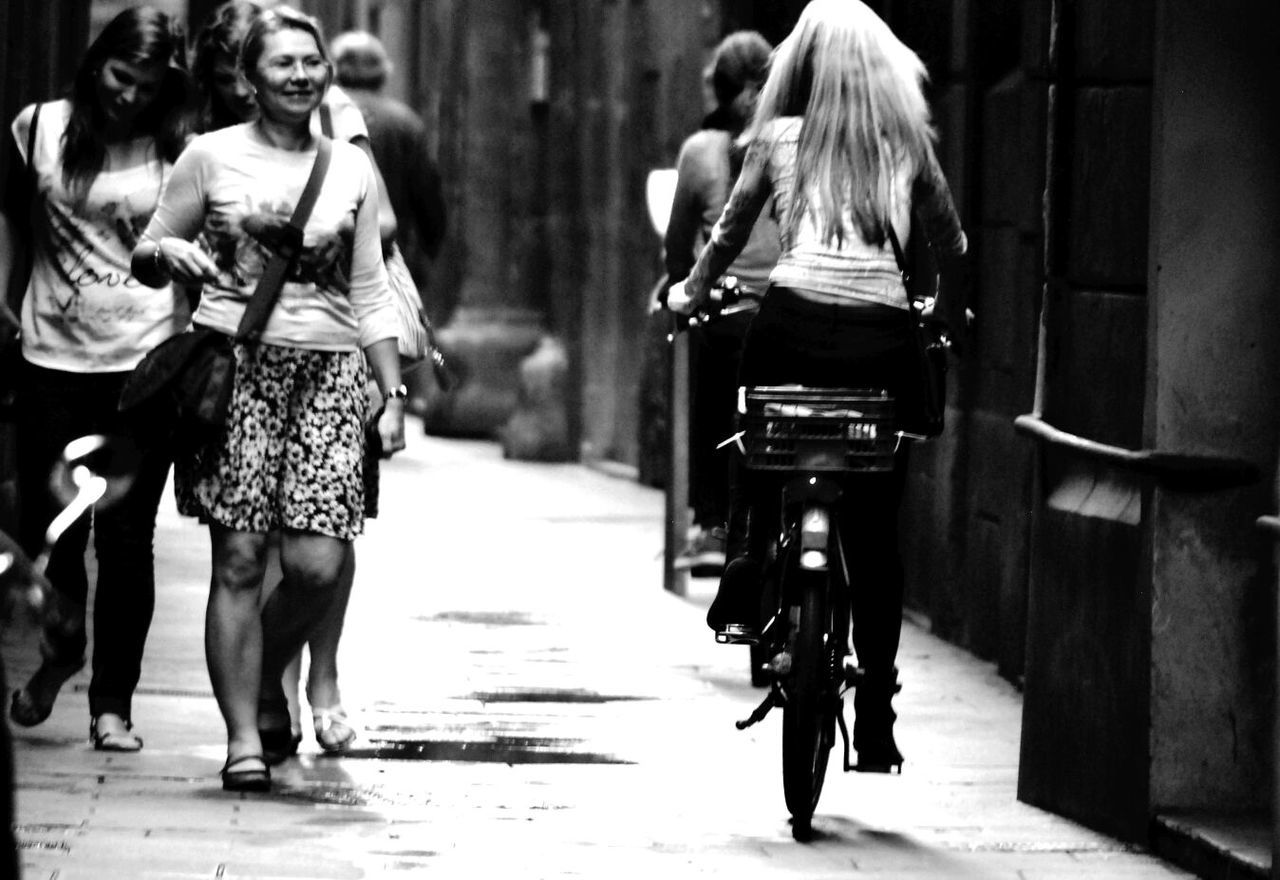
[62,6,190,199]
[190,1,263,133]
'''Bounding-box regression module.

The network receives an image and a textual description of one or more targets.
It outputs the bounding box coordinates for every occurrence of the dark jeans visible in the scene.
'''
[15,361,173,722]
[689,308,753,529]
[731,288,915,671]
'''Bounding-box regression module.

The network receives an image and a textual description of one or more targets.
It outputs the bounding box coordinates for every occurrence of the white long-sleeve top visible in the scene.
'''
[143,123,397,351]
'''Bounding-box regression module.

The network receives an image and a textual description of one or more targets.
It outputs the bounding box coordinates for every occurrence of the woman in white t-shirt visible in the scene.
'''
[0,8,191,753]
[132,6,406,793]
[188,0,394,764]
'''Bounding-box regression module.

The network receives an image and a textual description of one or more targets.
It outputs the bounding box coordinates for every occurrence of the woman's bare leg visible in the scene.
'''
[303,543,355,711]
[205,526,269,761]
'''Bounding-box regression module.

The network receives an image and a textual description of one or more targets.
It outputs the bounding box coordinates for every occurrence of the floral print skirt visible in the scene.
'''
[175,341,371,541]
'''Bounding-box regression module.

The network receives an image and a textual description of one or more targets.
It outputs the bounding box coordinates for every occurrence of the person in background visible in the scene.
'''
[0,6,191,753]
[189,0,395,761]
[668,0,967,773]
[664,31,779,577]
[132,5,406,791]
[329,30,445,304]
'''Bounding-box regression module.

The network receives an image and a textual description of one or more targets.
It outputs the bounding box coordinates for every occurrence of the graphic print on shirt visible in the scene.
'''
[203,193,356,297]
[36,179,160,327]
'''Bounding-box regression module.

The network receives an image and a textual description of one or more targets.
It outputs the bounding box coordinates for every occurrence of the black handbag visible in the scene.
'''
[887,220,947,438]
[119,137,334,441]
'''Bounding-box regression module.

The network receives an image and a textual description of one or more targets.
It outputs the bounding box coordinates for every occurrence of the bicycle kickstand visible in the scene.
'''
[735,691,780,730]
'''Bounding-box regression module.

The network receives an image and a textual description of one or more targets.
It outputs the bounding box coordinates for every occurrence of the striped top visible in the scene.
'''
[685,116,966,310]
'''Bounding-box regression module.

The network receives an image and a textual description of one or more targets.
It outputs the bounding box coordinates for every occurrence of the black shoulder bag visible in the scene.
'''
[120,137,334,443]
[887,221,947,438]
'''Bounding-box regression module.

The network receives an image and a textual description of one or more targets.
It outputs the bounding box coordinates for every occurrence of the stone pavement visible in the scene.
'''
[4,423,1191,878]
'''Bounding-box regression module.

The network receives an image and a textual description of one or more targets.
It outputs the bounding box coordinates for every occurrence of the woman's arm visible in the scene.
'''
[347,151,405,456]
[363,337,405,456]
[913,150,967,260]
[0,216,19,339]
[131,145,219,288]
[663,136,711,286]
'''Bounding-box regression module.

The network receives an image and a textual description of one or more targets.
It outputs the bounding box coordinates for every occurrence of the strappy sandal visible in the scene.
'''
[221,754,271,793]
[90,713,143,752]
[312,706,356,752]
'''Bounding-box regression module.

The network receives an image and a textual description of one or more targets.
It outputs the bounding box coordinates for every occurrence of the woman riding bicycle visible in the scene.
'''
[668,0,966,772]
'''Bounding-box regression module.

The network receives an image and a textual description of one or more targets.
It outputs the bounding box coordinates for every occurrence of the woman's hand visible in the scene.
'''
[377,399,406,458]
[156,236,219,286]
[666,279,697,315]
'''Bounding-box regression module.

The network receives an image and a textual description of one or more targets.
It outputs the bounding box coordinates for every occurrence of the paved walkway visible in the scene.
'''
[4,424,1189,878]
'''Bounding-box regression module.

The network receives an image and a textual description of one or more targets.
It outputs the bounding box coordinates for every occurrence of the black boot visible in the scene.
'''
[852,667,904,773]
[706,556,763,641]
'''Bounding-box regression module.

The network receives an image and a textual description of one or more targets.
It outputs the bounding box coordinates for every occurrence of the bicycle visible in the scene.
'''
[672,286,924,839]
[720,384,909,840]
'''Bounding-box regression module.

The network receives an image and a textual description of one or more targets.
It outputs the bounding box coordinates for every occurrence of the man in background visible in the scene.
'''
[330,31,446,317]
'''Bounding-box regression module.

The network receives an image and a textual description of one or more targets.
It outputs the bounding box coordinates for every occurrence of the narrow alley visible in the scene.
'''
[6,423,1188,878]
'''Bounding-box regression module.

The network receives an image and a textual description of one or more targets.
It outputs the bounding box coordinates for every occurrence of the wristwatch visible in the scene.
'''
[384,383,409,403]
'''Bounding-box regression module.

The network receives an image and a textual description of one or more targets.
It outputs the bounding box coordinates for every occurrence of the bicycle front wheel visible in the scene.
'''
[781,569,836,839]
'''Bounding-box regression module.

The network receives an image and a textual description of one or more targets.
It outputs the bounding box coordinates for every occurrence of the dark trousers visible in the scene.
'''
[689,308,752,529]
[15,361,173,722]
[731,288,915,671]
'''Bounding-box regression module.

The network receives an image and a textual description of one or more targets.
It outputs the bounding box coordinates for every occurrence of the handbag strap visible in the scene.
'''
[235,136,333,344]
[885,222,912,294]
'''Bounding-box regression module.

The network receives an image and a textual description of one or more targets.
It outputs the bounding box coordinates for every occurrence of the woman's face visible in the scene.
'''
[95,57,167,129]
[250,28,329,125]
[212,53,258,123]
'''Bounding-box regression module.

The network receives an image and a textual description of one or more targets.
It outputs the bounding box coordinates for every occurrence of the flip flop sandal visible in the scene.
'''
[312,706,356,752]
[91,714,143,752]
[221,754,271,793]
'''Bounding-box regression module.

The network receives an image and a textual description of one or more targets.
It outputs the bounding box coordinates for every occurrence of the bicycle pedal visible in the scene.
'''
[715,625,759,645]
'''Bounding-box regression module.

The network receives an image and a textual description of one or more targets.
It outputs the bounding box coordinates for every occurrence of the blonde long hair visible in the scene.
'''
[746,0,936,245]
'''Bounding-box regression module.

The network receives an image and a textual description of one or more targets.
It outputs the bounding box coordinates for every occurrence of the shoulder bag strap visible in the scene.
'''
[885,222,912,295]
[318,102,334,139]
[235,136,333,344]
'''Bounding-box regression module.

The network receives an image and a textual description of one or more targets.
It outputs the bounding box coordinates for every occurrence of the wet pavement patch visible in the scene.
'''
[348,736,632,765]
[466,687,652,704]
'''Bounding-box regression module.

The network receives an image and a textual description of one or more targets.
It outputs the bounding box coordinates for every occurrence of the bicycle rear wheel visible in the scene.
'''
[781,569,836,840]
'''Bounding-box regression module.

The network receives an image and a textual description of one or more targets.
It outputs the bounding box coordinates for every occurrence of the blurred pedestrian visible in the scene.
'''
[132,5,406,792]
[664,31,778,576]
[329,31,445,294]
[668,0,967,772]
[0,6,191,752]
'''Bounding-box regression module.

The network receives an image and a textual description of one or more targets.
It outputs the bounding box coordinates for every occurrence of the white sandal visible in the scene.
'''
[91,713,143,752]
[312,706,356,752]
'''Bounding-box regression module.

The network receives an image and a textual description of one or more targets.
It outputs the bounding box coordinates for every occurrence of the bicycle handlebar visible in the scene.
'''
[665,277,763,339]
